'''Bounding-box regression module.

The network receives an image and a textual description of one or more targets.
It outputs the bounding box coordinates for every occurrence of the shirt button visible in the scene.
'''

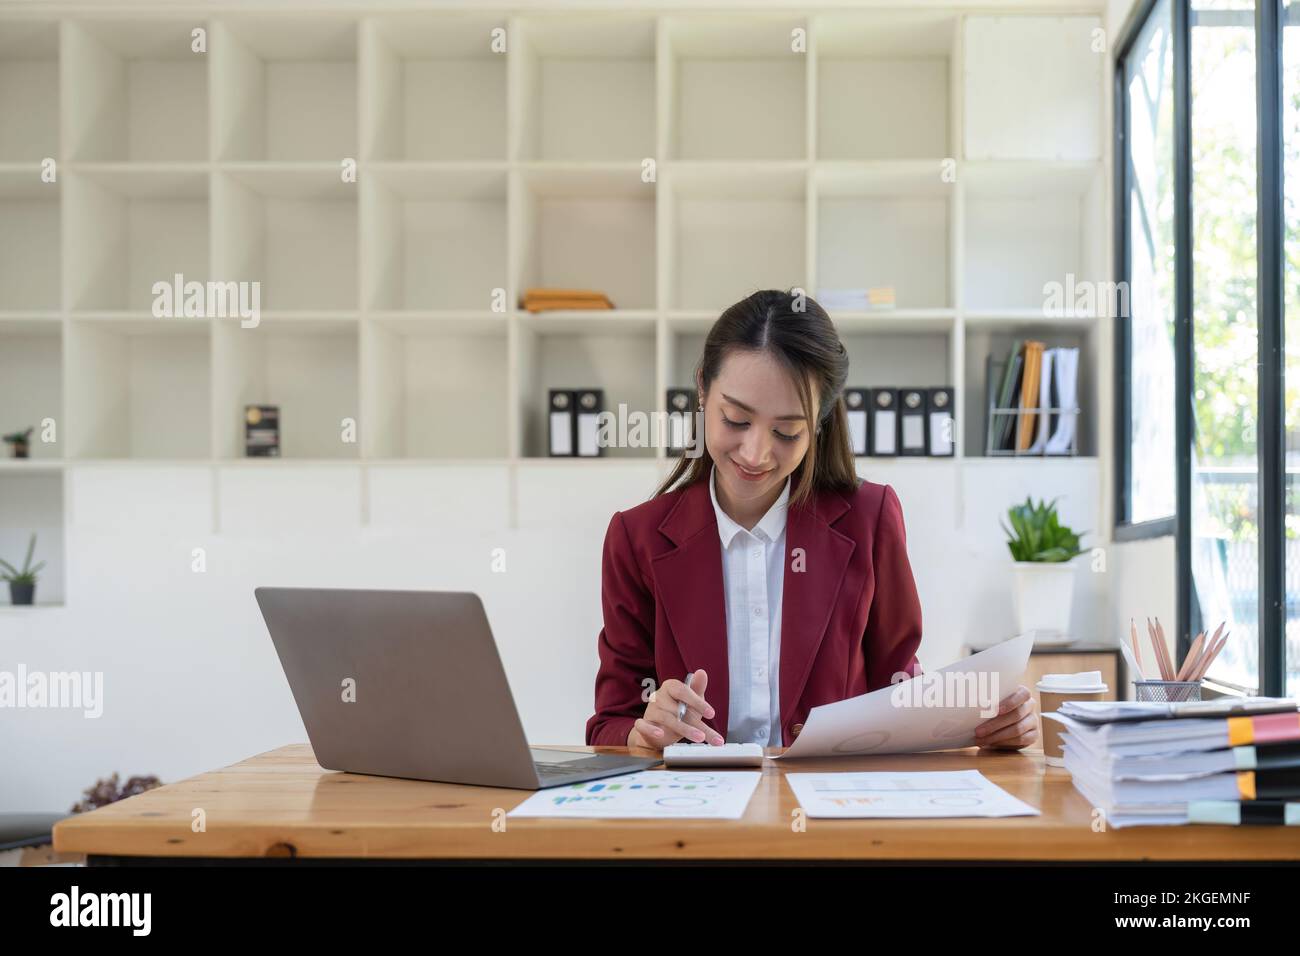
[756,728,768,741]
[752,548,762,558]
[756,666,766,678]
[752,606,763,618]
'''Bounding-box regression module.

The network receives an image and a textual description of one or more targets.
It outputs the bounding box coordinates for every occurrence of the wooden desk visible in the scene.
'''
[53,744,1300,863]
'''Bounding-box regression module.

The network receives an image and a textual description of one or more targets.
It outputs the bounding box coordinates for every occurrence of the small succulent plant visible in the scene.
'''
[1000,496,1087,563]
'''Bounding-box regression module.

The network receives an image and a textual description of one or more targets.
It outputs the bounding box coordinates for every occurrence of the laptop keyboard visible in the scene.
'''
[534,762,587,775]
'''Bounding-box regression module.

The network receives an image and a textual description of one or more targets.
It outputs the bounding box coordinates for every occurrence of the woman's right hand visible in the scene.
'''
[628,670,725,750]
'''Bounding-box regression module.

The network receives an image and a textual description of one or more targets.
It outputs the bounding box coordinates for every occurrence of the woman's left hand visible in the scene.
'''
[973,684,1038,751]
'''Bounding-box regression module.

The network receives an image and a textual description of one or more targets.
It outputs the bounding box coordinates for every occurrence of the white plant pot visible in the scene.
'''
[1011,560,1077,645]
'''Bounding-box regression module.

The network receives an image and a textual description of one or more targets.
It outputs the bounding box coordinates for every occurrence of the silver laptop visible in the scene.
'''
[255,587,659,790]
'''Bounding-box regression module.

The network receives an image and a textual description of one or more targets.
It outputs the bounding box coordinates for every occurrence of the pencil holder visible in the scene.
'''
[1133,679,1202,703]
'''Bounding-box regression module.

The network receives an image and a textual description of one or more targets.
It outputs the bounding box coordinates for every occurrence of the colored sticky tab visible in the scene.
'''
[1237,770,1256,801]
[1188,801,1241,825]
[1233,746,1257,770]
[1228,715,1253,747]
[1252,711,1300,744]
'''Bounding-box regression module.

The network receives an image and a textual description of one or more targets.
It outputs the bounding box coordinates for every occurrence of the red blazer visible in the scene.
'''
[585,470,924,748]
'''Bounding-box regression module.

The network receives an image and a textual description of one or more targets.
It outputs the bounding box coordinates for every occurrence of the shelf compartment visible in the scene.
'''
[0,470,64,606]
[815,161,953,309]
[0,169,60,310]
[666,326,705,394]
[363,315,508,459]
[0,21,58,161]
[963,322,1094,458]
[65,317,210,460]
[839,330,952,391]
[814,12,954,160]
[665,15,808,160]
[214,166,358,312]
[963,15,1102,161]
[62,19,207,162]
[362,15,506,161]
[962,160,1105,312]
[512,16,656,162]
[213,18,357,161]
[362,166,506,311]
[65,168,208,313]
[213,315,359,460]
[512,165,655,312]
[513,320,657,459]
[0,318,62,461]
[666,163,806,311]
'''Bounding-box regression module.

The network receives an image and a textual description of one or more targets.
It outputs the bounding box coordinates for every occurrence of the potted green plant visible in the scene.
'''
[3,427,33,459]
[1,533,45,606]
[1000,496,1088,645]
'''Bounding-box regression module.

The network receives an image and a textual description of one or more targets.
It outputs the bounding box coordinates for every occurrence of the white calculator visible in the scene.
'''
[662,742,766,767]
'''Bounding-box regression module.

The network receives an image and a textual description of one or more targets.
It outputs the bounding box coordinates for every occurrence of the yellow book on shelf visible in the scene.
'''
[521,288,615,312]
[1017,341,1045,451]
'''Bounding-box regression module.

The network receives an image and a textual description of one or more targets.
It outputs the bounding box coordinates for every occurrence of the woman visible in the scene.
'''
[585,290,1037,753]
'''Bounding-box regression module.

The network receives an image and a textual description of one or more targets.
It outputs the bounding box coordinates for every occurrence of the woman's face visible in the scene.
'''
[700,349,817,508]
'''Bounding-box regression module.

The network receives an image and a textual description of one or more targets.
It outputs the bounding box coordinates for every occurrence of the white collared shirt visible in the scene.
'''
[709,463,790,747]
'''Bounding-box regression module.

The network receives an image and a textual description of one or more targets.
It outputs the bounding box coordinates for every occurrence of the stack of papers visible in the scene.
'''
[1044,698,1300,827]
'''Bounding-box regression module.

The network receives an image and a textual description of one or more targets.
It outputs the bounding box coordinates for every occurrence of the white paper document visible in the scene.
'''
[507,770,761,820]
[1044,347,1079,454]
[785,770,1041,818]
[773,632,1035,759]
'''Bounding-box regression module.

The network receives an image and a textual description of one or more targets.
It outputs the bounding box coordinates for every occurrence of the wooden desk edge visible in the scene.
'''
[51,744,1300,863]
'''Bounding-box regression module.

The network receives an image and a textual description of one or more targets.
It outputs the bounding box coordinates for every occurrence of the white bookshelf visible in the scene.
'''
[0,5,1109,603]
[0,169,61,312]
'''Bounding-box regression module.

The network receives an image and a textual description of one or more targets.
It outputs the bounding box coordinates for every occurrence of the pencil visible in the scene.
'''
[1192,628,1230,681]
[1154,621,1175,681]
[1154,618,1175,680]
[1185,622,1225,681]
[1177,631,1205,682]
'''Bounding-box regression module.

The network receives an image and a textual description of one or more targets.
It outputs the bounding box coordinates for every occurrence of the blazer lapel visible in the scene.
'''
[778,481,855,735]
[650,478,730,736]
[649,471,857,744]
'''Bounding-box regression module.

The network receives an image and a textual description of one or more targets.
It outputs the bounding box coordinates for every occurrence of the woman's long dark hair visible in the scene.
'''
[654,289,859,509]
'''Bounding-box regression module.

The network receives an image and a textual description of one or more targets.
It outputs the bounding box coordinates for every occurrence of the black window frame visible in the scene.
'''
[1114,0,1287,697]
[1113,0,1177,546]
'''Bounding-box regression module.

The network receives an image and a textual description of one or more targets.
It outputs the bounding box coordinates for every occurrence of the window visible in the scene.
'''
[1120,0,1178,531]
[1283,0,1300,695]
[1117,0,1292,696]
[1191,0,1260,692]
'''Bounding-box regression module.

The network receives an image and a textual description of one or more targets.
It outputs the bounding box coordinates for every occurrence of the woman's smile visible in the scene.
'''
[730,457,774,482]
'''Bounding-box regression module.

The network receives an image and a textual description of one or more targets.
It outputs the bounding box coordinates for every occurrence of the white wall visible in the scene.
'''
[1111,534,1178,693]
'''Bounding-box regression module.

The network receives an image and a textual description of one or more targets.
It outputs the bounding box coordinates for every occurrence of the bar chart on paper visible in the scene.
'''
[785,771,1041,819]
[507,771,762,819]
